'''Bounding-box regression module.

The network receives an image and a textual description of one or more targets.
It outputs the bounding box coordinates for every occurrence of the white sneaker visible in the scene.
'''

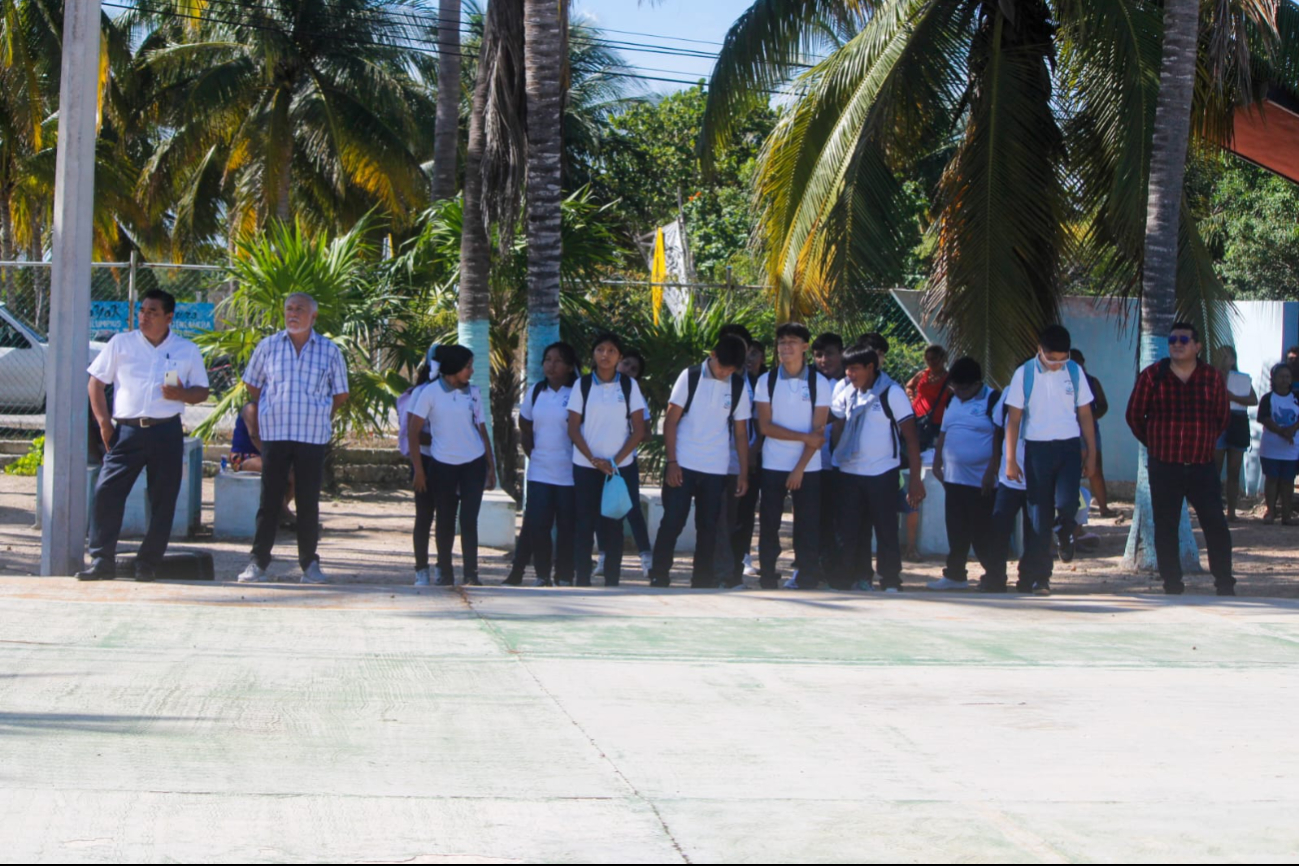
[236,561,268,583]
[302,562,328,584]
[593,552,605,577]
[927,577,974,591]
[784,568,800,589]
[639,551,652,578]
[414,568,430,587]
[742,555,759,578]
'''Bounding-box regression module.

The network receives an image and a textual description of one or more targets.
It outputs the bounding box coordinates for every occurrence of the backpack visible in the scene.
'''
[1020,358,1083,435]
[682,362,746,432]
[765,366,819,420]
[579,372,633,427]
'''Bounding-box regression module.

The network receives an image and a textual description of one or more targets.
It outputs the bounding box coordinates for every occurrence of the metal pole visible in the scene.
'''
[41,0,101,576]
[127,250,137,330]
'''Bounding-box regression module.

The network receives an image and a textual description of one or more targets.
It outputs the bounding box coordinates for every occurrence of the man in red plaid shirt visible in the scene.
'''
[1126,322,1234,596]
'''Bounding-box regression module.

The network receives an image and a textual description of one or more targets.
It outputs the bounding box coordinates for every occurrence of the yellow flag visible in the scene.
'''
[651,227,667,326]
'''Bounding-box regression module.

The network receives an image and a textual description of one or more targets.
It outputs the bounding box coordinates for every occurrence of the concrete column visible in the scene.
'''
[41,0,102,576]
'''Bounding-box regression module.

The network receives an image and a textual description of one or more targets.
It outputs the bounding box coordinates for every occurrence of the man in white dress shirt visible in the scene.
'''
[78,289,209,581]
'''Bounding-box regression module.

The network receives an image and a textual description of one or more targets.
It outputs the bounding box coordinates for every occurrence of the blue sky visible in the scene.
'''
[571,0,755,94]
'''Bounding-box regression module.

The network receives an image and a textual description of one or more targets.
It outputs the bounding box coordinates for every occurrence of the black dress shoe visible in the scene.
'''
[1217,585,1237,597]
[76,565,115,581]
[133,562,158,582]
[1164,583,1185,595]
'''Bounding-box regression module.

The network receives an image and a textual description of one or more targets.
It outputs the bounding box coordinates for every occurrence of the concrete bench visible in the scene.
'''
[640,488,695,553]
[118,437,204,538]
[214,470,262,540]
[477,490,518,551]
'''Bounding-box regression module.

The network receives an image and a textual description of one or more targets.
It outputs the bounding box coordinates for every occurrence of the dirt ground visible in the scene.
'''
[2,473,1295,596]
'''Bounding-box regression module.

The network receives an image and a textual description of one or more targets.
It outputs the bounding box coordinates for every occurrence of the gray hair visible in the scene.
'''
[284,293,318,312]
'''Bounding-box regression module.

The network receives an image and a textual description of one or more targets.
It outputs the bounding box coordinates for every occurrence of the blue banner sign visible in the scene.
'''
[88,302,215,338]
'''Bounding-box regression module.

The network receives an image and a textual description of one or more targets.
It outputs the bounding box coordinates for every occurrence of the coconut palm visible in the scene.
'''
[702,0,1293,384]
[134,0,436,245]
[432,0,462,201]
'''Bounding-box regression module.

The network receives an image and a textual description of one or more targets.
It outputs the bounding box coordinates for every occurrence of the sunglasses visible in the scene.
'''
[1167,335,1195,345]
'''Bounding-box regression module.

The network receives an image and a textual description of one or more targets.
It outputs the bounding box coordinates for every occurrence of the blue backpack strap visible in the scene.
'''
[1019,360,1035,437]
[1065,359,1082,404]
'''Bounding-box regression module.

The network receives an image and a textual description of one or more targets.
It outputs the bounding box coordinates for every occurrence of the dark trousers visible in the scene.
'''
[252,440,326,570]
[731,465,761,579]
[574,460,642,586]
[510,480,576,582]
[943,482,994,582]
[835,469,902,590]
[599,481,651,555]
[818,469,839,577]
[88,417,183,569]
[758,467,821,589]
[985,483,1030,590]
[1023,438,1082,585]
[431,456,487,581]
[1149,458,1234,590]
[412,454,437,571]
[651,467,725,587]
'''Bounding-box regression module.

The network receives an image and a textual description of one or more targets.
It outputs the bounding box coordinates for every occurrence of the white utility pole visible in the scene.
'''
[41,0,101,575]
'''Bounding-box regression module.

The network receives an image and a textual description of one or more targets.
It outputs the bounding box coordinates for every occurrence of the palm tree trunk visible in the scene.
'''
[1124,0,1202,572]
[458,22,494,442]
[523,0,564,388]
[431,0,462,201]
[271,90,294,225]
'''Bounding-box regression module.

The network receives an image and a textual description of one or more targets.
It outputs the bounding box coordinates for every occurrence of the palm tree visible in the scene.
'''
[701,0,1290,384]
[135,0,436,243]
[523,0,565,386]
[431,0,462,200]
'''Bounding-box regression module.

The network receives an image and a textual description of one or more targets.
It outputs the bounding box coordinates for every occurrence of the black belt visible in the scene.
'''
[115,415,179,428]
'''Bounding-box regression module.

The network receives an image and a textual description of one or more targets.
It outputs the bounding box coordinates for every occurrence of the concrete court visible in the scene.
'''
[2,577,1297,863]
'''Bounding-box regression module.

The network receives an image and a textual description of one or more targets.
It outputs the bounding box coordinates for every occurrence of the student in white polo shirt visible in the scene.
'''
[754,323,832,590]
[567,333,649,587]
[929,357,999,591]
[407,345,497,587]
[1003,325,1098,595]
[650,335,751,588]
[79,289,210,582]
[984,387,1029,592]
[829,346,924,592]
[504,342,579,587]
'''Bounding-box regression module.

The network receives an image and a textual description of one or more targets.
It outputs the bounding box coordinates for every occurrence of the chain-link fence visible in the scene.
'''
[0,260,230,434]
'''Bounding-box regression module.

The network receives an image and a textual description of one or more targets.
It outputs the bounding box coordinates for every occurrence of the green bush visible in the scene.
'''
[5,437,44,476]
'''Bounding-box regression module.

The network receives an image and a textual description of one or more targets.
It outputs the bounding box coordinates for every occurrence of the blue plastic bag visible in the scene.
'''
[600,467,633,520]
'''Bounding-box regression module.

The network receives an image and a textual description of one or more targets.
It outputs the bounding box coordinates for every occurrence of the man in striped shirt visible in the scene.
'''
[236,293,349,584]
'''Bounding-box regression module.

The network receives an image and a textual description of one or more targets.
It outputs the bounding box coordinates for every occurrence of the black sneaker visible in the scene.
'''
[75,564,115,581]
[1164,583,1185,595]
[1217,585,1237,597]
[133,561,157,582]
[463,576,482,587]
[1057,530,1075,563]
[502,573,524,586]
[649,577,671,588]
[433,569,455,587]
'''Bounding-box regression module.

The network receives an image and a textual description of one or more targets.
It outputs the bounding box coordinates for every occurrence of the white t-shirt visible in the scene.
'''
[397,382,433,458]
[409,378,486,465]
[1260,391,1299,461]
[1005,359,1094,442]
[991,391,1027,491]
[727,376,758,475]
[830,379,914,477]
[755,367,833,472]
[521,382,575,486]
[87,330,209,420]
[668,363,753,476]
[940,386,997,488]
[567,373,647,469]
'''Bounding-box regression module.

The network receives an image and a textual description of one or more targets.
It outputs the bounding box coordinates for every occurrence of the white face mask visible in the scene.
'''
[1038,350,1066,371]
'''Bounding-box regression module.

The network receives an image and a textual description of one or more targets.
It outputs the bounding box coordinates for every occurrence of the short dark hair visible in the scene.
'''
[433,344,474,377]
[775,322,812,343]
[1039,324,1071,354]
[1170,321,1200,341]
[812,332,843,353]
[1287,345,1299,359]
[924,343,948,360]
[857,332,889,355]
[591,332,625,357]
[718,323,753,347]
[141,288,176,315]
[842,346,880,371]
[948,356,982,386]
[1070,348,1086,365]
[621,348,645,379]
[714,334,748,369]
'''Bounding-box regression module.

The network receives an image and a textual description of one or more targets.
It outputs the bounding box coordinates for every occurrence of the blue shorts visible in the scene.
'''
[1261,457,1298,480]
